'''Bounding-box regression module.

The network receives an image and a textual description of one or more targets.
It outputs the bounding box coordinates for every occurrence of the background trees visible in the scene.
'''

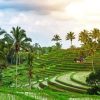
[0,28,8,67]
[10,26,32,88]
[27,51,34,89]
[86,70,100,95]
[52,34,62,49]
[91,28,100,42]
[66,32,75,47]
[78,29,100,72]
[79,30,89,46]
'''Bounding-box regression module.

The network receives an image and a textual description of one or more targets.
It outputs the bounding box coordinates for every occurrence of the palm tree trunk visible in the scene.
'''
[71,40,72,47]
[19,53,20,64]
[29,78,31,90]
[29,70,32,90]
[92,54,95,73]
[11,56,13,64]
[16,53,18,88]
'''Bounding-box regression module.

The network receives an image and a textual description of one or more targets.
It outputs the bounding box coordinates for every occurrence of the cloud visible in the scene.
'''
[1,0,100,48]
[0,0,70,14]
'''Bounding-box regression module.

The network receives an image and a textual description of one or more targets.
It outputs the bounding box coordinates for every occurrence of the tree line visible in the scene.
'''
[0,27,100,89]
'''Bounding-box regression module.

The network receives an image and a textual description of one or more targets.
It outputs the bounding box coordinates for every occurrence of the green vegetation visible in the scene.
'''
[66,31,75,47]
[0,27,100,99]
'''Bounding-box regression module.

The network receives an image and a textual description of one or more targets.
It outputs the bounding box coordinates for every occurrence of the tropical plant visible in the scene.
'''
[52,34,61,49]
[90,28,100,42]
[0,28,6,35]
[86,38,97,72]
[10,26,32,87]
[86,70,100,95]
[79,30,89,45]
[27,51,34,89]
[33,43,41,58]
[66,32,75,47]
[0,28,8,66]
[0,28,7,85]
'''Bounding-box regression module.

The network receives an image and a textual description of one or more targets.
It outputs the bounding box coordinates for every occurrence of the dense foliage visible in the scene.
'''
[0,27,100,99]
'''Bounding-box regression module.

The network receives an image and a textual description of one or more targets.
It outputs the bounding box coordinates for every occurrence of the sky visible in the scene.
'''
[0,0,100,48]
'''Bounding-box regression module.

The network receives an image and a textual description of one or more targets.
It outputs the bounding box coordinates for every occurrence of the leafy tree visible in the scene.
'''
[79,30,89,45]
[0,28,6,35]
[91,28,100,42]
[27,51,34,89]
[10,26,32,88]
[55,42,62,49]
[79,29,98,72]
[33,43,41,58]
[86,38,97,72]
[66,32,75,47]
[86,70,100,95]
[0,28,8,66]
[2,34,14,64]
[52,34,62,49]
[0,28,7,85]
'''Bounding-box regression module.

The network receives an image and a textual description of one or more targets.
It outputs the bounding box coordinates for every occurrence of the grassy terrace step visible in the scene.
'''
[53,66,90,70]
[48,76,87,93]
[49,68,90,72]
[56,72,89,90]
[39,81,48,89]
[70,71,91,86]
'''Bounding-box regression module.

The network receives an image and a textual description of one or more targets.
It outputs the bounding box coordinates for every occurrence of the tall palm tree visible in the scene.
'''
[91,28,100,42]
[87,39,97,72]
[52,34,61,42]
[0,40,7,66]
[66,32,75,47]
[52,34,61,48]
[0,28,6,35]
[10,26,32,88]
[79,30,89,45]
[3,34,14,64]
[27,51,34,89]
[0,28,8,66]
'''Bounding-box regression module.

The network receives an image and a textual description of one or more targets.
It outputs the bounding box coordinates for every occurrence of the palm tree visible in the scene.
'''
[0,28,8,66]
[91,28,100,42]
[87,40,97,72]
[0,40,7,66]
[0,28,6,35]
[66,32,75,47]
[52,34,61,42]
[10,26,32,88]
[79,30,89,45]
[27,51,34,89]
[52,34,61,48]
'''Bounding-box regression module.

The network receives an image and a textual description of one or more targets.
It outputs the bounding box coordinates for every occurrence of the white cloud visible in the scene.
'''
[0,0,100,48]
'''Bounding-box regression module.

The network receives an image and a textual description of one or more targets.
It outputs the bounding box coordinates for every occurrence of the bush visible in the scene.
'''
[87,86,99,95]
[86,70,100,95]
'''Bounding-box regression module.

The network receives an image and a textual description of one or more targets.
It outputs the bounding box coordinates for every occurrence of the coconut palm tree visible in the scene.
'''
[91,28,100,42]
[3,34,15,64]
[88,40,97,72]
[0,28,6,35]
[0,40,7,65]
[52,34,61,49]
[66,32,75,47]
[52,34,61,42]
[10,26,32,88]
[83,32,97,72]
[79,30,89,45]
[0,28,8,66]
[27,51,34,89]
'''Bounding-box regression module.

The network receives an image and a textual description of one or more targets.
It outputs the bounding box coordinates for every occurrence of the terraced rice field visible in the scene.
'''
[56,72,90,89]
[40,71,90,93]
[1,49,100,99]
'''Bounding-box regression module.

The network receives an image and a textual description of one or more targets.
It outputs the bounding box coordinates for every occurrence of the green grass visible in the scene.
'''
[0,49,100,99]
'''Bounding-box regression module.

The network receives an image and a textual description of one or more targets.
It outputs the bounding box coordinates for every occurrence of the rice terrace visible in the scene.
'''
[0,0,100,100]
